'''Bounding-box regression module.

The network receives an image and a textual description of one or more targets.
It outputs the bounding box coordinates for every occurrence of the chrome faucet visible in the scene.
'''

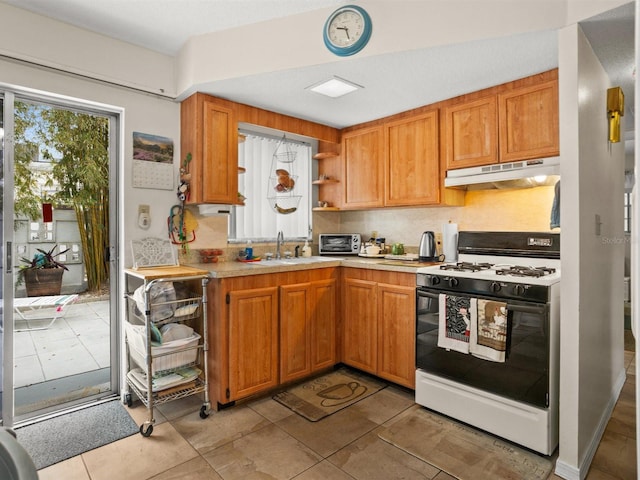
[276,231,284,259]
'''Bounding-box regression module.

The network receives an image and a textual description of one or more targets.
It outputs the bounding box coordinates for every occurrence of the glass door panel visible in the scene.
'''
[4,94,117,424]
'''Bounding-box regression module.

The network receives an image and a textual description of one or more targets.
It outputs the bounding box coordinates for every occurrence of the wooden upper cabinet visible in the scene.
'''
[385,111,440,206]
[444,96,498,170]
[498,80,559,162]
[181,93,238,205]
[342,126,384,209]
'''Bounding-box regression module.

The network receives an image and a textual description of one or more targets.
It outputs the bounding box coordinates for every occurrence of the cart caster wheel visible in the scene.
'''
[124,394,132,408]
[140,424,153,437]
[199,405,209,419]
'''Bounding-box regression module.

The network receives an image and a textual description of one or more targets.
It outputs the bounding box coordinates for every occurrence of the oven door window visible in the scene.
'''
[416,290,549,408]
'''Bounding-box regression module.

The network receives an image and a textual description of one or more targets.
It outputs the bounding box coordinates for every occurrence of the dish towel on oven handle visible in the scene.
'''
[437,294,474,354]
[470,299,509,362]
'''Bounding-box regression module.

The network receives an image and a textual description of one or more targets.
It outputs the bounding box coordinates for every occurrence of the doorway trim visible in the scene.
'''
[1,82,123,428]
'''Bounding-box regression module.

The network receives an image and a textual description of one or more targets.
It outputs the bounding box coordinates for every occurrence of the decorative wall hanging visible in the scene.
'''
[267,135,302,214]
[132,132,174,190]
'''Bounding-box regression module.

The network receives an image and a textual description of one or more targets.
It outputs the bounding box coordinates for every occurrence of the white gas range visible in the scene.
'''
[415,231,560,455]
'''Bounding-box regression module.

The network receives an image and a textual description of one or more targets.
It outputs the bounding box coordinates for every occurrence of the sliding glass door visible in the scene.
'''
[1,88,120,426]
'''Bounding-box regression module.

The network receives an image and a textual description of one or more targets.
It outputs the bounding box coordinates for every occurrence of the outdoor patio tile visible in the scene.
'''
[28,321,77,343]
[39,339,100,379]
[14,332,37,358]
[13,354,45,387]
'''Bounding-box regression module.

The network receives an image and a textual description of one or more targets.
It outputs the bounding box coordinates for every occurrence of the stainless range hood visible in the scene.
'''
[445,157,560,190]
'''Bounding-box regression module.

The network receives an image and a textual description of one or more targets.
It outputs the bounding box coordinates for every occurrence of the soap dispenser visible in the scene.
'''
[301,240,312,257]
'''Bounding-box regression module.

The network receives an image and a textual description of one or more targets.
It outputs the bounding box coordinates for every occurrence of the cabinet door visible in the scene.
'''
[498,80,559,162]
[202,101,238,203]
[377,283,416,388]
[280,282,312,383]
[444,96,498,169]
[228,287,278,400]
[342,126,384,209]
[309,278,337,372]
[385,111,440,206]
[342,278,377,374]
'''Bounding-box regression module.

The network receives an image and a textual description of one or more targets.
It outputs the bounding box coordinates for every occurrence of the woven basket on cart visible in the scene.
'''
[24,268,64,297]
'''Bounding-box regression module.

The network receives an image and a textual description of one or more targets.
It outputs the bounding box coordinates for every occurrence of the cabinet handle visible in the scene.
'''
[5,241,11,274]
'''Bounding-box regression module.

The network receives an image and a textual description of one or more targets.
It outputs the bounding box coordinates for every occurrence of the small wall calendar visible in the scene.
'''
[132,132,175,190]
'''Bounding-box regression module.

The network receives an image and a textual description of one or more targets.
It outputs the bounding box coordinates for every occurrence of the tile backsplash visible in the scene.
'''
[183,185,558,255]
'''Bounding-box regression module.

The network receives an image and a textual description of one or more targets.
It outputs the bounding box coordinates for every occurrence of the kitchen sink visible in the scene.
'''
[258,256,336,266]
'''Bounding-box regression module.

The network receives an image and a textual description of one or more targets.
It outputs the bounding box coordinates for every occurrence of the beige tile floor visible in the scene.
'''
[36,341,637,480]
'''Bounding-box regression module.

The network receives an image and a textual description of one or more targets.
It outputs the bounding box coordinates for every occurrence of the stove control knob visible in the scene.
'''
[430,276,441,286]
[514,284,527,296]
[447,277,459,288]
[490,281,502,293]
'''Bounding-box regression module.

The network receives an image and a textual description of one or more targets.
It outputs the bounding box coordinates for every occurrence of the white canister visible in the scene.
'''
[442,223,458,263]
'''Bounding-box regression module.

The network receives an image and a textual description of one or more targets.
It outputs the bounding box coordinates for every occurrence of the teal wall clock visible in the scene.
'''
[323,5,372,57]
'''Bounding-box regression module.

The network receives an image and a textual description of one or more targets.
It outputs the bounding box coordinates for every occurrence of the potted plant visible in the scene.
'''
[18,245,69,297]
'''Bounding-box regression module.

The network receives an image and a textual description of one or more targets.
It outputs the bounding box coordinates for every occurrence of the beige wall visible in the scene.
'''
[0,58,181,269]
[555,23,626,478]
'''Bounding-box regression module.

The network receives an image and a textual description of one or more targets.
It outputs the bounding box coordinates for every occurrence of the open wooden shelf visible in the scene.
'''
[312,207,340,211]
[313,152,339,160]
[312,179,340,185]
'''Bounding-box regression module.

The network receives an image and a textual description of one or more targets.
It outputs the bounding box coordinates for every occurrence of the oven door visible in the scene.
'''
[416,289,550,408]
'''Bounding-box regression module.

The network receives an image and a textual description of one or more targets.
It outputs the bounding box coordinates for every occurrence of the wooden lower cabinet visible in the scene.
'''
[228,286,279,400]
[208,268,338,407]
[377,283,416,387]
[342,278,378,373]
[280,279,337,383]
[342,268,416,389]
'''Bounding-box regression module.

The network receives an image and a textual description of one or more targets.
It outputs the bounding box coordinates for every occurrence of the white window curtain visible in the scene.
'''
[234,133,311,241]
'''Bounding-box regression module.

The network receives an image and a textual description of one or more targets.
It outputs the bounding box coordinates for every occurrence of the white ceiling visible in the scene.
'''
[1,0,634,133]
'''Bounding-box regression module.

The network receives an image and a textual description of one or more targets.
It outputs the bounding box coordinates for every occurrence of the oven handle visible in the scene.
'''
[416,290,440,300]
[505,304,547,314]
[417,289,547,315]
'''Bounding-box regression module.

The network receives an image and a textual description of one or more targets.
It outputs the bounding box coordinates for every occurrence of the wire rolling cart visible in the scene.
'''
[123,266,210,437]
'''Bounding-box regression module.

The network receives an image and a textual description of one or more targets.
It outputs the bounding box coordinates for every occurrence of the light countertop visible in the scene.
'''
[185,256,441,278]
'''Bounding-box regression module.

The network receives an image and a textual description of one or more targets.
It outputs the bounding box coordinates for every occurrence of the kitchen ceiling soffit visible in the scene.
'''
[186,30,559,129]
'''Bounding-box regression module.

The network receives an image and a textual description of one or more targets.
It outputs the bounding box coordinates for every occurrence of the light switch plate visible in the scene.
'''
[138,205,150,229]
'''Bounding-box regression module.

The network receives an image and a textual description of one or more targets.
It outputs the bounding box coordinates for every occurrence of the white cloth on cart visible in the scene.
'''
[160,323,194,342]
[132,282,176,322]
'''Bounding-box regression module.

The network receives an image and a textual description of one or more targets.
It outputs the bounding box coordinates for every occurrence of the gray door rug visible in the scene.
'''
[15,399,138,470]
[377,406,553,480]
[273,368,386,422]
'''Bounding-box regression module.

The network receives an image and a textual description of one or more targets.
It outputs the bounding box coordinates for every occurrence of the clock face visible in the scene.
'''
[323,5,372,56]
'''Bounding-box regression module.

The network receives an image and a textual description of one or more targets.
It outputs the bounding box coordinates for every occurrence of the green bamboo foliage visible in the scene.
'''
[15,103,111,292]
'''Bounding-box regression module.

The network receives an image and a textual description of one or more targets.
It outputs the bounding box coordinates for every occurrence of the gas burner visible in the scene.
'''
[495,266,557,277]
[440,262,494,272]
